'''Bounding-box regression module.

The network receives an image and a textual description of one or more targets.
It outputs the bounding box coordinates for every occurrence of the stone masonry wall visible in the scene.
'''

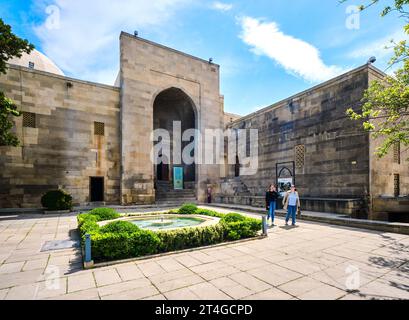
[368,67,409,219]
[0,65,120,208]
[225,66,372,203]
[119,33,223,204]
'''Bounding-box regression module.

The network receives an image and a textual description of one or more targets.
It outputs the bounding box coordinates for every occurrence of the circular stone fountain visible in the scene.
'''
[149,217,174,227]
[131,216,208,231]
[98,214,220,231]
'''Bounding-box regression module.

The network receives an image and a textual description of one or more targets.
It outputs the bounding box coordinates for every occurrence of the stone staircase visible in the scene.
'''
[219,177,251,196]
[155,181,197,206]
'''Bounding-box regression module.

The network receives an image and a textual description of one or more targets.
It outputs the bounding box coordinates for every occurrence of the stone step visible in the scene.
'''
[156,195,197,200]
[156,190,196,195]
[155,200,198,206]
[156,191,196,197]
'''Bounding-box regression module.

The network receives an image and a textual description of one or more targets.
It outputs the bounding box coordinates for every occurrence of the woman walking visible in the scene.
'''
[283,185,301,226]
[265,185,279,226]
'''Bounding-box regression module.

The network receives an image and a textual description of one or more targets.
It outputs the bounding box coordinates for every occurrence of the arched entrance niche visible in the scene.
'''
[153,87,197,192]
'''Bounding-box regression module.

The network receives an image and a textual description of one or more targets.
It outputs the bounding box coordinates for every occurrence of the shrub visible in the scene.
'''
[178,203,198,215]
[41,189,73,211]
[91,232,135,261]
[195,209,224,218]
[77,206,262,263]
[88,208,120,221]
[221,213,247,223]
[91,230,161,261]
[132,230,161,256]
[77,214,99,241]
[221,214,261,241]
[100,221,140,234]
[157,224,225,252]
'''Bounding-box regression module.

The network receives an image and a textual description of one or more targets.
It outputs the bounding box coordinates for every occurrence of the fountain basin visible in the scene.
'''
[98,214,220,231]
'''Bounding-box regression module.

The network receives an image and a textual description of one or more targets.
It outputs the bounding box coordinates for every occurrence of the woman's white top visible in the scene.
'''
[288,192,298,206]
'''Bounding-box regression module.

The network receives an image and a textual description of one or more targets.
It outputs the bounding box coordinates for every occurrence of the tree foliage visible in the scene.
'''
[0,92,21,146]
[0,18,34,146]
[343,0,409,158]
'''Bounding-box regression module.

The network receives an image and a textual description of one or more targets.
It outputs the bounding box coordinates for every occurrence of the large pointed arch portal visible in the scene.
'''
[153,87,197,199]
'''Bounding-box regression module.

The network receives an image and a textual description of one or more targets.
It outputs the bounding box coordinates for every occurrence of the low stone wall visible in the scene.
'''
[371,197,409,222]
[214,195,364,216]
[214,195,265,209]
[372,197,409,213]
[301,198,364,216]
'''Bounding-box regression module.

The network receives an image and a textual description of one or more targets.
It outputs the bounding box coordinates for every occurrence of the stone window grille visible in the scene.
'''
[94,122,105,136]
[295,145,305,168]
[393,142,401,164]
[22,112,36,128]
[394,174,400,197]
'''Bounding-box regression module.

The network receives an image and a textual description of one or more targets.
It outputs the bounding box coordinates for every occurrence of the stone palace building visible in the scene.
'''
[0,32,408,221]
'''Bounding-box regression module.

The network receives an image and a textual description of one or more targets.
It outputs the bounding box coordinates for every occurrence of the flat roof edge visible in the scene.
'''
[6,64,120,91]
[120,31,220,67]
[229,64,379,125]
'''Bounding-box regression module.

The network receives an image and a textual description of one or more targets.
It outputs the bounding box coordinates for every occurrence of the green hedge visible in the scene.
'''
[77,208,121,241]
[178,203,198,215]
[100,221,140,234]
[220,213,261,241]
[157,224,225,253]
[41,189,73,211]
[91,230,161,261]
[77,207,262,263]
[87,208,120,221]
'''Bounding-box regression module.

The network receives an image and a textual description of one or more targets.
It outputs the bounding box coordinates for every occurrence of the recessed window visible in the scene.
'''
[393,142,401,164]
[394,174,400,197]
[22,112,36,128]
[295,145,305,168]
[94,122,105,136]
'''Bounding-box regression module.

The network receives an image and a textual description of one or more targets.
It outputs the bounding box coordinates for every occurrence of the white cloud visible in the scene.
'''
[239,16,346,83]
[34,0,192,85]
[348,29,406,61]
[211,2,233,12]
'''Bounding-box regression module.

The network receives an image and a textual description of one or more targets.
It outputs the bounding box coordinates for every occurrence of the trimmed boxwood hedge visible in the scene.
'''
[41,189,73,211]
[178,203,198,215]
[77,207,262,263]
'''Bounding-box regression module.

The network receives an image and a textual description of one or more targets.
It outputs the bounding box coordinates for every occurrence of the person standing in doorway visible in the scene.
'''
[266,185,279,226]
[207,187,212,204]
[283,185,301,226]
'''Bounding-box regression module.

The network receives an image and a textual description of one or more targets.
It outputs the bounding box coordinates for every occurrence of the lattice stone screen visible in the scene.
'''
[22,112,36,128]
[394,174,400,197]
[295,145,305,168]
[94,122,105,136]
[393,142,401,164]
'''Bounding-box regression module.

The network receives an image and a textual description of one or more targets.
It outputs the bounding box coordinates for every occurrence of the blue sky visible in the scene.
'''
[0,0,406,115]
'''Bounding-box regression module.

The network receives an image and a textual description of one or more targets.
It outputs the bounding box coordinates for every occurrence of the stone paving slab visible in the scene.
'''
[0,210,408,300]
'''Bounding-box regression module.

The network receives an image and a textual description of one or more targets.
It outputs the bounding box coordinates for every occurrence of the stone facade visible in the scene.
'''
[0,67,121,208]
[119,33,223,204]
[217,65,409,219]
[1,34,408,219]
[367,68,409,221]
[0,33,224,208]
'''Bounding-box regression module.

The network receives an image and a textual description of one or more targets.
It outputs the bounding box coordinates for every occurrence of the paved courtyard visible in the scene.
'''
[0,207,408,300]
